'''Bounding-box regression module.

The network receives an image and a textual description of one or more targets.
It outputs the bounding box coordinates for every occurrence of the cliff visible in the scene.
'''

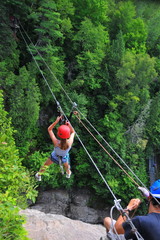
[20,209,106,240]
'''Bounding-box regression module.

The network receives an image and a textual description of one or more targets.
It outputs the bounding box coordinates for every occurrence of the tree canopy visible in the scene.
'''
[1,0,160,237]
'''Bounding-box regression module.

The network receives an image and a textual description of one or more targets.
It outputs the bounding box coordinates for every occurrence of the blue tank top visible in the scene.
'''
[54,146,71,157]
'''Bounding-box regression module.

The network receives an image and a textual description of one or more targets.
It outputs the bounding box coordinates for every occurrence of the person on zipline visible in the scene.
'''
[102,179,160,240]
[35,116,75,181]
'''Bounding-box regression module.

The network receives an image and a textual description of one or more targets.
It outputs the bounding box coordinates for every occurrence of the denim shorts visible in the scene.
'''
[50,152,70,165]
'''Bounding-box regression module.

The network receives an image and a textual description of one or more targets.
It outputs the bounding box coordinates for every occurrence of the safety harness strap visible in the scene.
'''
[58,156,64,175]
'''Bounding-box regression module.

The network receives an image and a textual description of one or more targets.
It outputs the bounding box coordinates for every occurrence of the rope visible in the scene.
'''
[58,156,64,175]
[19,22,151,192]
[19,23,155,197]
[19,26,118,200]
[110,204,124,240]
[19,23,150,190]
[112,200,144,240]
[19,24,147,239]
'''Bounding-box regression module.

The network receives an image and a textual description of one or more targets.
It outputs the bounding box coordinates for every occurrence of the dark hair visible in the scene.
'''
[151,197,160,206]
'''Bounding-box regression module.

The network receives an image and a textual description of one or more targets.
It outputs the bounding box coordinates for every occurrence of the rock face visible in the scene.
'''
[20,209,106,240]
[30,189,111,224]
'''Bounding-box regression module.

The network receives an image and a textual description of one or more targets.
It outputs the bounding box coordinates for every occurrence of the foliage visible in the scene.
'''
[72,0,109,25]
[28,0,66,106]
[135,0,160,56]
[0,200,29,240]
[1,0,160,211]
[115,51,157,124]
[109,1,147,53]
[73,18,109,90]
[145,93,160,149]
[0,90,37,239]
[8,66,40,155]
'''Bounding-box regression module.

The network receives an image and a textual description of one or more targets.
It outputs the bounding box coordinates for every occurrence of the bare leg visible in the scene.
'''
[63,162,71,174]
[39,157,53,174]
[35,158,53,181]
[63,162,72,178]
[104,217,112,232]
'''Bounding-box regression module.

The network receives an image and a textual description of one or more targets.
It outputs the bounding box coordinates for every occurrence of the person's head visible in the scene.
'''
[149,179,160,206]
[57,125,70,139]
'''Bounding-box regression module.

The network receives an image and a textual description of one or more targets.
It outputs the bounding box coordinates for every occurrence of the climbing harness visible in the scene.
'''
[19,28,74,177]
[58,156,64,175]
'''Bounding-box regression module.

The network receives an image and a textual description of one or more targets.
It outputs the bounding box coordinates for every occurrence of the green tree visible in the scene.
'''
[29,0,66,106]
[73,18,109,90]
[1,0,160,206]
[72,0,109,25]
[145,93,160,149]
[135,0,160,56]
[0,90,37,239]
[115,51,157,124]
[8,66,40,155]
[55,0,75,33]
[109,1,147,53]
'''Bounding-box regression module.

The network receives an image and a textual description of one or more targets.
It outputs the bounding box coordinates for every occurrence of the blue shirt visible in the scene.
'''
[123,213,160,240]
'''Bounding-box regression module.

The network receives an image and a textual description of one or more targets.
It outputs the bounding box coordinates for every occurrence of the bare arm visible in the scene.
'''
[115,198,141,234]
[66,121,75,146]
[48,116,61,146]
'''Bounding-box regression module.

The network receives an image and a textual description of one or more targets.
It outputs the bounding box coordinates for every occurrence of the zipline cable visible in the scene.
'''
[111,203,144,240]
[75,133,143,240]
[19,27,116,196]
[19,23,142,184]
[19,26,126,200]
[19,23,149,190]
[19,26,144,240]
[19,23,150,191]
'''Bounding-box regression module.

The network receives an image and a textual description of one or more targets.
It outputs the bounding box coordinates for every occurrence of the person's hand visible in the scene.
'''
[127,198,141,211]
[56,116,62,122]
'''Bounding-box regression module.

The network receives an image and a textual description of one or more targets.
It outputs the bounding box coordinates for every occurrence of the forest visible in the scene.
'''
[1,0,160,238]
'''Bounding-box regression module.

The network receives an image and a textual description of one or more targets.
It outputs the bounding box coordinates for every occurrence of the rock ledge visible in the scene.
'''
[20,209,106,240]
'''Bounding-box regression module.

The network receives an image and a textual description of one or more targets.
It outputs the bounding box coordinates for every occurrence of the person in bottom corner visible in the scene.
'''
[35,116,75,181]
[103,179,160,240]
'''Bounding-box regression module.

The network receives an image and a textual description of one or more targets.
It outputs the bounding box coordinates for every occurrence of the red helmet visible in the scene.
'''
[57,125,70,139]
